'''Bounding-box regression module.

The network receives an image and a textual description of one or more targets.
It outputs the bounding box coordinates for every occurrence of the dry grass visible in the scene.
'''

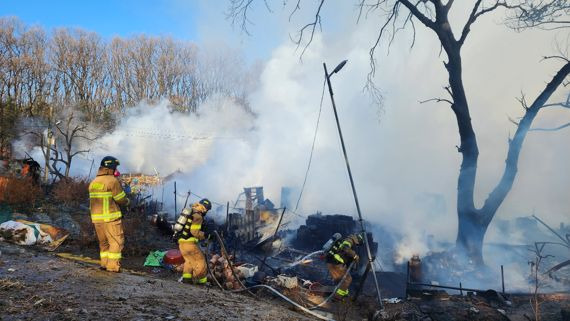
[1,177,42,208]
[0,278,24,290]
[122,212,156,256]
[51,178,89,207]
[75,214,98,249]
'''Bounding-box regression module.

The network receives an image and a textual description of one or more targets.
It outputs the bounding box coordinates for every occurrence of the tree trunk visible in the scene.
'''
[456,61,570,265]
[441,41,487,265]
[400,0,570,266]
[456,209,489,265]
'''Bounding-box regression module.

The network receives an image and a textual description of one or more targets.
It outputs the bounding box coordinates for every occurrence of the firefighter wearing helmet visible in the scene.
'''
[88,156,130,272]
[325,233,364,300]
[174,198,212,284]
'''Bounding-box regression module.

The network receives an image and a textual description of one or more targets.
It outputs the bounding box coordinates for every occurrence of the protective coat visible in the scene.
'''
[178,202,208,284]
[89,167,129,272]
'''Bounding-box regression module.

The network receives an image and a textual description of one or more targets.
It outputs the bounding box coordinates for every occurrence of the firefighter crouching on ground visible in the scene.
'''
[174,199,212,284]
[326,233,364,300]
[88,156,130,272]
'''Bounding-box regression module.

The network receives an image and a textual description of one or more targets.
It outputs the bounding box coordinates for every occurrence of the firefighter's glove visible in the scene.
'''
[353,255,360,263]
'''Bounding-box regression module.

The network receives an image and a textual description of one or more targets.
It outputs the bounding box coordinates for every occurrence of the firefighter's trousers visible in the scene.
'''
[179,239,207,284]
[94,219,124,272]
[327,263,352,298]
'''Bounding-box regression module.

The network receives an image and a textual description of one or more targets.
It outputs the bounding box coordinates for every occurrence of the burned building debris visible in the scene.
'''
[226,187,283,246]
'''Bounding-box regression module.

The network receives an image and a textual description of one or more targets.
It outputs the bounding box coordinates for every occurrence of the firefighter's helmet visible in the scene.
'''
[199,198,212,211]
[100,156,120,170]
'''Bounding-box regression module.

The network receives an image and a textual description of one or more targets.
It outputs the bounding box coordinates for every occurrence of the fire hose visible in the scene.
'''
[231,284,334,321]
[307,261,355,310]
[207,231,334,321]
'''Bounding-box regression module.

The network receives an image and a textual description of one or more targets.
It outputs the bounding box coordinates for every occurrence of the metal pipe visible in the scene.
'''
[405,261,410,297]
[174,181,177,216]
[501,265,505,295]
[407,282,483,293]
[273,207,286,238]
[323,62,383,309]
[183,190,191,209]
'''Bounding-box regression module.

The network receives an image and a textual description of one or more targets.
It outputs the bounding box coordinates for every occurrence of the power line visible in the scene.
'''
[294,77,326,212]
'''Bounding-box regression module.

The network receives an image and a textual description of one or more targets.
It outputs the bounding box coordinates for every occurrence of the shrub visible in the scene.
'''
[1,177,42,207]
[51,177,89,207]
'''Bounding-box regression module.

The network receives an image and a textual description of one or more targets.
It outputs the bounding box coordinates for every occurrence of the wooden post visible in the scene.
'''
[44,105,53,184]
[174,181,177,216]
[273,207,286,239]
[225,201,230,233]
[88,158,95,178]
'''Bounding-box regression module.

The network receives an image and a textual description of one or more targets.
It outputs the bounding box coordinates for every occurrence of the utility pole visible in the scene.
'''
[323,61,383,309]
[44,105,54,184]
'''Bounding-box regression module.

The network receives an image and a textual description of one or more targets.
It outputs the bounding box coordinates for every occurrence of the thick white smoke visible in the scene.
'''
[92,97,255,176]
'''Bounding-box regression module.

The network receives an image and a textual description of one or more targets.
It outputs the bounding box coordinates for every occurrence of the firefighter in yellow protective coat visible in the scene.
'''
[325,233,363,300]
[88,156,130,272]
[176,199,212,284]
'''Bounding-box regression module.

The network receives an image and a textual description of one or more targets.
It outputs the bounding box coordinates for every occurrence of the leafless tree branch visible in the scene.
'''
[419,97,453,105]
[290,0,326,59]
[530,121,570,131]
[459,1,514,45]
[506,0,570,31]
[289,0,302,22]
[227,0,256,35]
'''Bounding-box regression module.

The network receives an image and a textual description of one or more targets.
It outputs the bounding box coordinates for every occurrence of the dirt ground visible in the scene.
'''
[1,236,568,321]
[0,241,315,321]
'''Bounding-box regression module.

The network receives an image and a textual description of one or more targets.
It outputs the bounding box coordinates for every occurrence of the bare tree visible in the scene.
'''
[527,242,554,321]
[50,110,97,178]
[506,0,570,30]
[228,0,570,265]
[50,29,110,122]
[0,16,258,163]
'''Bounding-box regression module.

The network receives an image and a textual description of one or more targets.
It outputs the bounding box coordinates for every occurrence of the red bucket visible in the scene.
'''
[163,249,184,265]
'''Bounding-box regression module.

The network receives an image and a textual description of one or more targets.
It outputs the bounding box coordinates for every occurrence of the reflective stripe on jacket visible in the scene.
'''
[89,167,129,223]
[327,236,357,265]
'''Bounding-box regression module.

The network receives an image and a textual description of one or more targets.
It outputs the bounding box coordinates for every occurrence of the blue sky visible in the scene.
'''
[0,0,285,61]
[1,0,199,39]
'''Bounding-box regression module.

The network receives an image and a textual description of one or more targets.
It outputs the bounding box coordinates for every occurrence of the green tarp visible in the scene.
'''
[144,250,166,267]
[0,204,12,224]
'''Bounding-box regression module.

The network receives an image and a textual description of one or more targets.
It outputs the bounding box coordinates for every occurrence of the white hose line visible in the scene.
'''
[308,261,354,310]
[232,284,335,321]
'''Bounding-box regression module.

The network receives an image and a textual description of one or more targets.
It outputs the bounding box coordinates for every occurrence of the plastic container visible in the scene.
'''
[163,249,184,265]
